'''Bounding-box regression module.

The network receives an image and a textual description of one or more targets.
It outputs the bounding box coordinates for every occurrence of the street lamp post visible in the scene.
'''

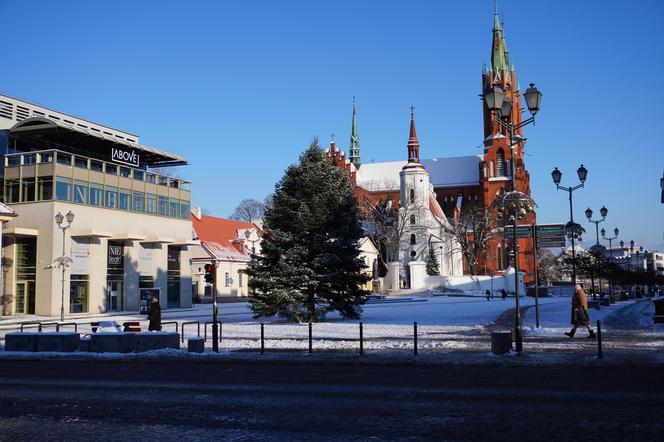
[585,206,607,298]
[551,165,588,284]
[54,211,75,322]
[484,83,542,349]
[602,227,619,299]
[492,191,536,353]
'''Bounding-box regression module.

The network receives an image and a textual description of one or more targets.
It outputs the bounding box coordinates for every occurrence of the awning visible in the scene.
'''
[10,117,187,167]
[71,230,113,238]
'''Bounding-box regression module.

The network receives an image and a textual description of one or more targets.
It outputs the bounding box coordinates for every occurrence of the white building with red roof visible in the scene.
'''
[190,207,262,300]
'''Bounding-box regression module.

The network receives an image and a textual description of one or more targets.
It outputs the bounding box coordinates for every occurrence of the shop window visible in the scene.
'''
[74,180,88,204]
[20,178,36,202]
[158,196,168,216]
[119,190,131,211]
[5,179,20,203]
[180,202,190,219]
[74,156,88,169]
[69,275,89,313]
[38,177,53,200]
[140,276,155,289]
[90,160,103,172]
[169,199,179,218]
[105,187,118,209]
[56,177,71,201]
[146,194,157,214]
[89,183,103,206]
[56,152,72,166]
[15,237,36,315]
[38,152,53,164]
[167,246,181,309]
[133,191,145,212]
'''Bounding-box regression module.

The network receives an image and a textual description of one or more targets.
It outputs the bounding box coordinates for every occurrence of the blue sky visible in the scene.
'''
[2,0,663,249]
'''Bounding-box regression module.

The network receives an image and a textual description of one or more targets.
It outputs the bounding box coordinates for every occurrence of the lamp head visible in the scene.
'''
[551,167,562,185]
[244,230,251,239]
[577,164,588,183]
[600,206,608,218]
[65,210,75,224]
[524,83,542,115]
[601,228,606,237]
[614,227,619,237]
[500,95,512,118]
[484,85,505,112]
[54,212,64,226]
[585,207,593,220]
[620,240,624,248]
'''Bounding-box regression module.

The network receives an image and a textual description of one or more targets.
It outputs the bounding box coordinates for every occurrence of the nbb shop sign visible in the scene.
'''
[111,147,140,167]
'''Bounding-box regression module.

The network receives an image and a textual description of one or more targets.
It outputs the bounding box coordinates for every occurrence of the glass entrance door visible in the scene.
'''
[107,280,123,311]
[15,281,35,315]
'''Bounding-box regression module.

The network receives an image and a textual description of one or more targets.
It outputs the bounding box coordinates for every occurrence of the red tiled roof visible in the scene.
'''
[191,214,257,251]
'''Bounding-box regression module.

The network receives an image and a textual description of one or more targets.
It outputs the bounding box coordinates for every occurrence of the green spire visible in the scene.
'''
[349,97,361,169]
[491,1,509,73]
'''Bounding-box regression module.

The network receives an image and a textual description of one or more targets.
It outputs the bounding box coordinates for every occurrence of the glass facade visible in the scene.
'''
[15,237,36,315]
[3,150,191,220]
[70,275,89,313]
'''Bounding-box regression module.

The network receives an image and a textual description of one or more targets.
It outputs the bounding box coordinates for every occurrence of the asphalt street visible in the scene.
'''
[0,359,662,441]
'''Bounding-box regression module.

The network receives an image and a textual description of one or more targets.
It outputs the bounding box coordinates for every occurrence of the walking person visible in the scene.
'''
[501,288,507,301]
[148,296,162,331]
[565,284,595,339]
[486,290,491,301]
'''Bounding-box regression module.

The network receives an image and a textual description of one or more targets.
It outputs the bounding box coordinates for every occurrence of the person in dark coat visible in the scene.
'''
[501,288,507,301]
[485,290,491,301]
[148,296,162,331]
[565,284,595,339]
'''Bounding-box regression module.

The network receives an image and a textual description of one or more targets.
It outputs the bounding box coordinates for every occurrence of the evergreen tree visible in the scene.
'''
[247,139,369,322]
[425,244,440,276]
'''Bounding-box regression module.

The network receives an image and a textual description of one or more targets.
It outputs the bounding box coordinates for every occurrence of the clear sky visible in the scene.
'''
[2,0,663,249]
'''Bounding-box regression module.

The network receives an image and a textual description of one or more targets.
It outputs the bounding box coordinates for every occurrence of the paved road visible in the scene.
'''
[0,359,662,441]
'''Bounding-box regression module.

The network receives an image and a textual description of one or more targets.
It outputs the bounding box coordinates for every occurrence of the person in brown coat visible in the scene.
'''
[565,284,596,339]
[148,296,162,331]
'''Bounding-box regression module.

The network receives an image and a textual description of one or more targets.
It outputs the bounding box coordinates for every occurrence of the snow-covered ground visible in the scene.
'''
[2,295,662,360]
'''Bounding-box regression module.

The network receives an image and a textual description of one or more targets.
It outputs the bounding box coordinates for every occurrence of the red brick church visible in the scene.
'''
[326,6,537,283]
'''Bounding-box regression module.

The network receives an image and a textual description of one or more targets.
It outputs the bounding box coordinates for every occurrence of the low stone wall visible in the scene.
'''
[135,332,180,352]
[5,332,80,352]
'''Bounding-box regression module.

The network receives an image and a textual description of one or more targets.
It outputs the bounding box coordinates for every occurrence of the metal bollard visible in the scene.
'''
[414,321,418,356]
[308,322,313,354]
[260,323,265,355]
[597,320,603,359]
[359,322,364,355]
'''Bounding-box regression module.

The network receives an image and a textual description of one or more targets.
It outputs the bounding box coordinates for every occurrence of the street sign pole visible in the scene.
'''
[532,223,540,328]
[212,259,219,353]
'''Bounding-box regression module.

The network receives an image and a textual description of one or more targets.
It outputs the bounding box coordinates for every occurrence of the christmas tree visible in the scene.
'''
[248,139,369,322]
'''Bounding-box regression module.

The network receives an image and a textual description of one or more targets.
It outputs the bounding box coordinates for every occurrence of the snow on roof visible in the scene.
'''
[0,202,17,216]
[201,241,249,262]
[356,156,481,191]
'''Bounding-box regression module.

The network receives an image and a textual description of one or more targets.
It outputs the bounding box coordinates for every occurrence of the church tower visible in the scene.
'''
[480,3,536,280]
[399,108,430,268]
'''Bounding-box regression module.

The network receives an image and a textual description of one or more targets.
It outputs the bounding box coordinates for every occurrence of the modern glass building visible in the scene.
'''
[0,94,195,316]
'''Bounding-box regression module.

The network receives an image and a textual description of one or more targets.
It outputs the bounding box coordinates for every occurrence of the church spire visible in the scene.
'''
[349,97,361,169]
[407,106,420,163]
[491,0,509,73]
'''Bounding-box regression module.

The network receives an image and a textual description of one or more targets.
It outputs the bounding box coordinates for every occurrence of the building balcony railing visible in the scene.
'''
[3,149,192,220]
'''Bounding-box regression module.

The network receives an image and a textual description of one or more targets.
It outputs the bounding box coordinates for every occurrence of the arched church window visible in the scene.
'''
[410,215,416,225]
[410,234,416,245]
[410,188,415,202]
[490,161,495,177]
[496,149,506,176]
